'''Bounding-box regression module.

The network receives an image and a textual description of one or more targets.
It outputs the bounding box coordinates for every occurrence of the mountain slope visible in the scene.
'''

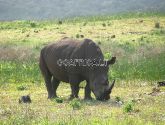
[0,0,165,20]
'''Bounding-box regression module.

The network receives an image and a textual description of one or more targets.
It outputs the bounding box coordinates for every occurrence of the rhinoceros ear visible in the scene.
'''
[107,57,116,65]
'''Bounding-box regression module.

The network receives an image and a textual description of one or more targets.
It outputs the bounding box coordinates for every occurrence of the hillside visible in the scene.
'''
[0,0,165,20]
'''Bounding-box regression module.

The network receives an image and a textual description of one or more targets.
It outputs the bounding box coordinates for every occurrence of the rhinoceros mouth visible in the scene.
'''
[96,92,110,101]
[96,80,115,101]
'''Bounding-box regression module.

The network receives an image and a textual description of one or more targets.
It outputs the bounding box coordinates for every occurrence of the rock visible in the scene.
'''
[116,101,123,105]
[139,20,143,23]
[157,81,165,87]
[80,35,84,38]
[98,41,101,45]
[19,95,31,103]
[155,22,160,28]
[111,35,115,38]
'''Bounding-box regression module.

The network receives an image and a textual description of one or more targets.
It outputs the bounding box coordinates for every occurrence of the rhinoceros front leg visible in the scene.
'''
[84,81,93,100]
[70,84,80,99]
[69,75,80,99]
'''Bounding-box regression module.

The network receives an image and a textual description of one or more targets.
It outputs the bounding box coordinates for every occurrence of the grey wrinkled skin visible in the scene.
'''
[39,38,116,101]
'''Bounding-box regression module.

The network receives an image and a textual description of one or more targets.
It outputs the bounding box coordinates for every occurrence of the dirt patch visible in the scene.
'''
[148,87,165,96]
[123,31,147,35]
[0,47,37,61]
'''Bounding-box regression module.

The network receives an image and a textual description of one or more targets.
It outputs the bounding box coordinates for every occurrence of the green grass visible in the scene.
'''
[112,52,165,81]
[0,12,165,124]
[0,61,41,84]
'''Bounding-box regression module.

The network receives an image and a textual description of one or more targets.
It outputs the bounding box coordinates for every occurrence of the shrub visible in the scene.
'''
[115,96,121,102]
[34,30,39,33]
[83,22,87,26]
[104,52,111,59]
[108,23,111,26]
[102,23,106,27]
[111,35,116,38]
[98,41,101,45]
[17,85,27,91]
[76,34,80,38]
[70,99,81,110]
[123,101,134,113]
[21,28,27,33]
[30,22,36,28]
[55,97,63,103]
[155,22,160,28]
[58,21,63,25]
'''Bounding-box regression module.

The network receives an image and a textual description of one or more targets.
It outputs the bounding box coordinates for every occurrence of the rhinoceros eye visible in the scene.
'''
[103,79,109,86]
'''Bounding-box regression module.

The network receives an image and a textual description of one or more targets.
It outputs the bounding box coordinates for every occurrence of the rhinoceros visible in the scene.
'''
[39,38,116,101]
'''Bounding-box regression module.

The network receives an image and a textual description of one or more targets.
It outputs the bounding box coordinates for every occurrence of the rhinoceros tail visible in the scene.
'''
[39,48,51,78]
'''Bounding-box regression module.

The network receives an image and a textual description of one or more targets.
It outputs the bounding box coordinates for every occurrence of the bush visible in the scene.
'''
[155,22,160,28]
[123,101,134,113]
[83,22,87,26]
[70,99,81,110]
[30,22,36,28]
[55,97,63,103]
[115,96,121,102]
[102,23,106,27]
[58,21,63,25]
[76,34,80,38]
[17,85,27,91]
[104,52,111,59]
[98,41,101,45]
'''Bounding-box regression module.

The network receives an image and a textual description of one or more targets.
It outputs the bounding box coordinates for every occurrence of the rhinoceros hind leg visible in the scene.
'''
[44,75,54,99]
[39,50,54,99]
[51,77,60,98]
[40,66,54,98]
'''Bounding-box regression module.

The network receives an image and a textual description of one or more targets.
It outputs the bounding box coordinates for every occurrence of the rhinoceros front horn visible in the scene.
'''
[107,80,115,94]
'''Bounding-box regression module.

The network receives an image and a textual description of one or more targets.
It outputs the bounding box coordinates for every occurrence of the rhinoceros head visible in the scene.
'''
[89,57,116,101]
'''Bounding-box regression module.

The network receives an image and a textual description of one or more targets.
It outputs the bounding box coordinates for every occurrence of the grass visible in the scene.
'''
[0,12,165,124]
[70,99,82,110]
[123,101,134,113]
[0,83,165,125]
[0,61,41,84]
[112,52,165,81]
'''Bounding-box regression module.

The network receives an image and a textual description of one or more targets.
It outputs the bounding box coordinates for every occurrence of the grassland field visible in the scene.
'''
[0,12,165,125]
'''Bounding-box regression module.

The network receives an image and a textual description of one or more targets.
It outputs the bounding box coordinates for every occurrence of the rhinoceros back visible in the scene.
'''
[39,38,104,82]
